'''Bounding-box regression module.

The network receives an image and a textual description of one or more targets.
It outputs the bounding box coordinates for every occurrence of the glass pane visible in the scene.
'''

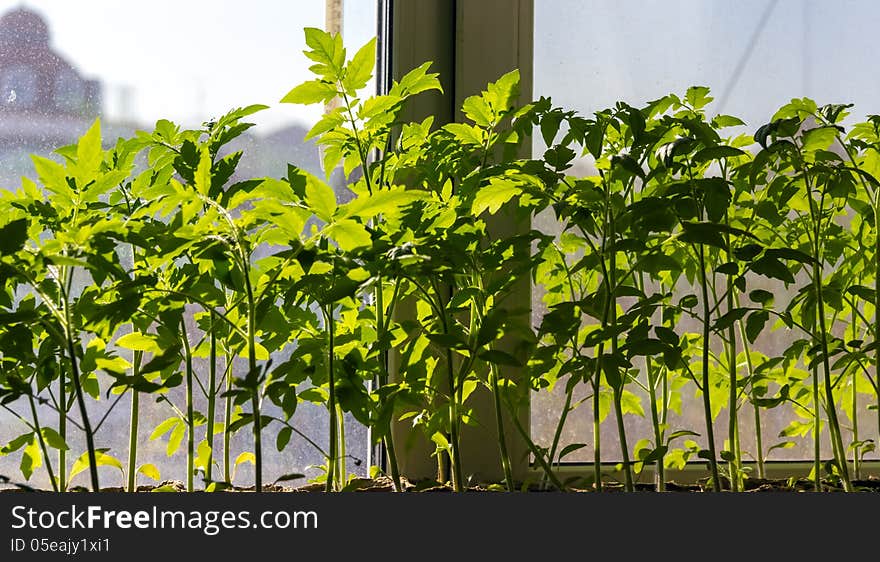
[0,0,377,490]
[531,0,879,466]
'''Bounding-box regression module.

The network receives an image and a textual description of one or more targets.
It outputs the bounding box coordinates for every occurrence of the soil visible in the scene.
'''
[4,474,880,492]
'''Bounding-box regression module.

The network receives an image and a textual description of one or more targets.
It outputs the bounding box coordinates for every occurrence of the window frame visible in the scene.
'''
[382,0,880,486]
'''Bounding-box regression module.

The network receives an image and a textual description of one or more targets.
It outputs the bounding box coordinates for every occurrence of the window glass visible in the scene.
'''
[531,0,880,464]
[0,0,377,489]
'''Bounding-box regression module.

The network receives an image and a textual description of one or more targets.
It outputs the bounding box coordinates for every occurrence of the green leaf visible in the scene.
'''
[764,248,815,264]
[462,95,493,127]
[40,427,69,451]
[116,332,161,353]
[701,178,731,222]
[642,445,668,464]
[343,38,377,92]
[755,385,789,409]
[768,441,796,453]
[303,27,346,79]
[624,338,666,358]
[327,219,372,252]
[430,432,451,453]
[305,175,337,221]
[149,419,178,442]
[1,433,34,455]
[478,349,522,367]
[76,118,103,179]
[276,427,292,451]
[167,422,186,457]
[140,345,182,375]
[274,473,305,484]
[802,126,837,152]
[0,218,28,256]
[745,310,769,344]
[444,122,484,145]
[473,178,521,216]
[685,86,713,110]
[692,145,746,164]
[749,289,774,305]
[713,115,746,128]
[195,439,212,471]
[69,448,124,481]
[734,243,763,261]
[137,463,161,482]
[391,62,442,97]
[558,443,586,461]
[31,155,70,198]
[713,308,749,332]
[486,69,520,115]
[20,436,41,480]
[280,79,338,105]
[847,285,876,302]
[194,146,212,196]
[715,262,739,276]
[679,221,726,249]
[620,390,644,417]
[750,255,795,284]
[341,188,427,220]
[679,294,699,308]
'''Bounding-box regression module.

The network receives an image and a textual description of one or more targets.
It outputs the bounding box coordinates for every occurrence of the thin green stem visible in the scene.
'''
[223,345,233,484]
[58,359,67,491]
[336,404,346,487]
[489,362,514,491]
[698,243,722,492]
[374,273,402,492]
[27,393,58,492]
[244,268,262,493]
[126,350,142,492]
[324,306,338,493]
[181,318,195,492]
[206,312,217,484]
[733,293,764,479]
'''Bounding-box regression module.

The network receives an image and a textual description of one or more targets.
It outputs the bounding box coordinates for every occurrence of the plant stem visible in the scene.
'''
[444,343,464,492]
[244,270,262,493]
[181,318,194,492]
[872,196,880,477]
[801,147,852,492]
[28,394,58,492]
[637,271,665,491]
[812,350,821,492]
[813,261,853,491]
[733,292,764,479]
[374,274,402,491]
[206,313,217,484]
[223,346,232,484]
[608,243,633,492]
[592,342,604,492]
[646,355,665,491]
[506,395,565,490]
[698,243,721,492]
[65,332,99,492]
[126,350,142,492]
[726,285,740,492]
[324,306,337,493]
[489,363,514,491]
[336,404,346,487]
[435,284,464,492]
[58,359,67,491]
[548,391,573,474]
[850,296,860,480]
